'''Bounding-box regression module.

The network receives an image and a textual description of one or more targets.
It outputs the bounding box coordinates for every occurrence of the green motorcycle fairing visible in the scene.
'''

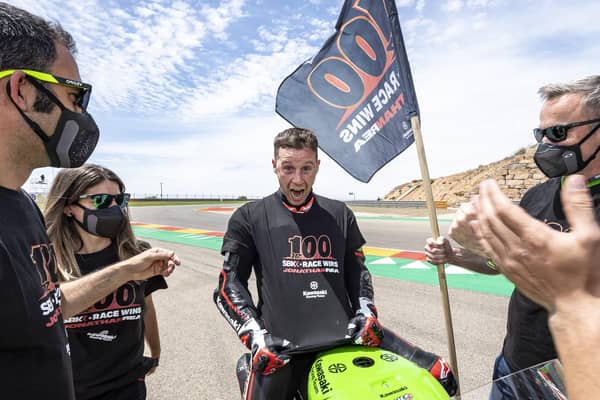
[307,345,450,400]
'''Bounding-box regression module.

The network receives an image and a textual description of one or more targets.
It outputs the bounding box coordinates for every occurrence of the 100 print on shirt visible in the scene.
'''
[282,234,340,274]
[64,282,143,328]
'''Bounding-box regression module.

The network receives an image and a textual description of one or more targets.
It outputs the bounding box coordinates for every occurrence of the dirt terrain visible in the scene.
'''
[384,146,543,206]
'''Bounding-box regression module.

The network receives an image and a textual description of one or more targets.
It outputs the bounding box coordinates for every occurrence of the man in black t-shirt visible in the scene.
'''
[425,75,600,398]
[476,174,600,399]
[215,128,456,400]
[0,4,179,399]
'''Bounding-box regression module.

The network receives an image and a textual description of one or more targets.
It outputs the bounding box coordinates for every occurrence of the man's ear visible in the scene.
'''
[272,158,277,173]
[6,71,33,111]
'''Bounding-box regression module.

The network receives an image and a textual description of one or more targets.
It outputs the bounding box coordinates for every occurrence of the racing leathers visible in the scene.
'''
[214,192,456,399]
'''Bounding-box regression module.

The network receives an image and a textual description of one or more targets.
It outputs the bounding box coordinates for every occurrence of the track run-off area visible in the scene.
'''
[130,204,512,399]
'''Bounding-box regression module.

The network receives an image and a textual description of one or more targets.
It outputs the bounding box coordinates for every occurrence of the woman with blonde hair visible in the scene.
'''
[45,164,166,400]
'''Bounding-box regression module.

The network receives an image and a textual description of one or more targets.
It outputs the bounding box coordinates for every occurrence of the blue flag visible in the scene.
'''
[276,0,418,183]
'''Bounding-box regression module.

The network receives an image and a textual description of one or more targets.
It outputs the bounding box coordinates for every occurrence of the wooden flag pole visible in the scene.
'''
[410,115,460,395]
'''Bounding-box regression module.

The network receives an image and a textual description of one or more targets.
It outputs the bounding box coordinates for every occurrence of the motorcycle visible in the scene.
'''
[240,340,565,399]
[238,338,451,400]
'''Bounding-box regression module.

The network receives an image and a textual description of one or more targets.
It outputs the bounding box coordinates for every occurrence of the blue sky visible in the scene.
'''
[12,0,600,200]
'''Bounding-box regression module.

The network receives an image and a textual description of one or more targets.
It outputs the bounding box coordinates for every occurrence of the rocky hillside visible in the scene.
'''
[384,146,544,206]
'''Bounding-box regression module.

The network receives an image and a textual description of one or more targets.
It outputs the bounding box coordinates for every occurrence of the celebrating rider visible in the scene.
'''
[214,127,457,399]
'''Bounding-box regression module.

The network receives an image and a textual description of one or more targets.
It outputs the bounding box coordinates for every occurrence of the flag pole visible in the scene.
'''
[410,115,460,395]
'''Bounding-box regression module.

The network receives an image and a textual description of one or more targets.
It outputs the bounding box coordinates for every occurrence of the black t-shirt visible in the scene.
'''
[503,177,600,371]
[222,192,366,347]
[63,243,167,400]
[0,187,74,399]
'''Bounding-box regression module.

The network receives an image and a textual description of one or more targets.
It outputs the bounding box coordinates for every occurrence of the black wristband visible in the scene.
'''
[151,357,159,368]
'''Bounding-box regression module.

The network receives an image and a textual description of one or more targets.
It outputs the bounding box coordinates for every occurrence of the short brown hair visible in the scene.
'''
[274,127,318,159]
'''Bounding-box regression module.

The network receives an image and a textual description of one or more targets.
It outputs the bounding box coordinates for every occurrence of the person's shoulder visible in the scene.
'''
[19,189,36,200]
[526,178,560,194]
[19,189,46,222]
[313,193,351,213]
[313,193,344,207]
[0,187,38,207]
[236,195,268,213]
[521,178,559,203]
[230,194,275,223]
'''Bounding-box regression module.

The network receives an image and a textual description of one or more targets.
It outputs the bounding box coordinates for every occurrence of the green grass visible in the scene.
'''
[129,200,247,207]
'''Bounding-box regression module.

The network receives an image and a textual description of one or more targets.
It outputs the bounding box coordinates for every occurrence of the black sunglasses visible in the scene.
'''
[0,69,92,111]
[78,193,131,209]
[26,75,92,112]
[533,117,600,143]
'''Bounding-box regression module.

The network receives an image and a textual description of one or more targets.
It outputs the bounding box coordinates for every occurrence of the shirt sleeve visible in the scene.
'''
[144,275,168,297]
[343,206,373,311]
[346,207,366,251]
[519,184,536,210]
[214,205,260,335]
[221,206,257,263]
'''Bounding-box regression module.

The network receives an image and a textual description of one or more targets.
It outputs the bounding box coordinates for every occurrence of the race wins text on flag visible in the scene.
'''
[276,0,419,183]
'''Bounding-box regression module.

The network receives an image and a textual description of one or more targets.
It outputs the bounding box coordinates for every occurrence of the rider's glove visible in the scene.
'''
[345,297,384,347]
[404,340,458,397]
[238,319,292,375]
[427,357,457,396]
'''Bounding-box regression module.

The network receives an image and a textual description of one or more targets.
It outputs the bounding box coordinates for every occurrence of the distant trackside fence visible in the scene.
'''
[127,196,449,209]
[335,200,448,209]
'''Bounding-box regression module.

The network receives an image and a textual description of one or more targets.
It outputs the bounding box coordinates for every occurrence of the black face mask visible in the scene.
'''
[7,77,99,168]
[534,124,600,178]
[73,204,125,239]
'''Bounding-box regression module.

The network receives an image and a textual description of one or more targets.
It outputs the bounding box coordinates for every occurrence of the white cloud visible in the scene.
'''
[250,25,290,52]
[466,0,497,7]
[307,17,337,42]
[200,0,247,40]
[451,0,499,10]
[90,115,288,198]
[179,38,318,119]
[443,0,464,12]
[8,0,248,114]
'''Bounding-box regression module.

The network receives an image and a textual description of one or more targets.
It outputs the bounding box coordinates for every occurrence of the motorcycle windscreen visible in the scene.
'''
[461,359,566,400]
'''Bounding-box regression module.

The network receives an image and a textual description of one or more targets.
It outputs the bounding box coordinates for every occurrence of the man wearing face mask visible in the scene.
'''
[424,75,600,399]
[0,4,179,399]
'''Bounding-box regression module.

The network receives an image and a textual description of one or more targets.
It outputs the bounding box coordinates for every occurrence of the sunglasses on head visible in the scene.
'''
[0,69,92,110]
[78,193,130,209]
[533,117,600,143]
